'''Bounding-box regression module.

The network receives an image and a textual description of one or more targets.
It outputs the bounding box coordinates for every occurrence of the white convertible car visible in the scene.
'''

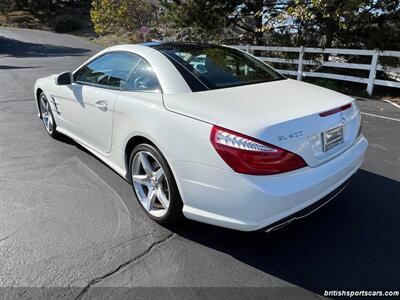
[34,42,368,231]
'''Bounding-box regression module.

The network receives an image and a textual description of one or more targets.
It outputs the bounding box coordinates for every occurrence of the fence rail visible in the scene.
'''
[229,45,400,95]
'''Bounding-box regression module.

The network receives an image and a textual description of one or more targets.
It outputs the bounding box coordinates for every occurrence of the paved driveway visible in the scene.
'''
[1,27,399,299]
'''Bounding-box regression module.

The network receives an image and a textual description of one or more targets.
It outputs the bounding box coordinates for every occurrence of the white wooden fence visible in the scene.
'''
[230,45,400,95]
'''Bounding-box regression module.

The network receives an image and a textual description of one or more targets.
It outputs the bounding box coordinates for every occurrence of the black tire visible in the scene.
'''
[38,92,59,138]
[129,143,183,224]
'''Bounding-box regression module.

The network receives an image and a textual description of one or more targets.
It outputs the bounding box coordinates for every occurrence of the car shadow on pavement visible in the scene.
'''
[0,36,91,57]
[50,133,399,294]
[0,65,41,69]
[166,169,400,295]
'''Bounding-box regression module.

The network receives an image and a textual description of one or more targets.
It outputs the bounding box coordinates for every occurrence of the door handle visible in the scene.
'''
[95,100,108,112]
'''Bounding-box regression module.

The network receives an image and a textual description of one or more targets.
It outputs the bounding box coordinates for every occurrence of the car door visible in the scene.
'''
[57,51,141,154]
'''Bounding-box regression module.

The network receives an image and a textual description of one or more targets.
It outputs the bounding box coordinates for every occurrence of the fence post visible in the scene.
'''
[367,50,379,95]
[246,44,250,53]
[297,46,304,81]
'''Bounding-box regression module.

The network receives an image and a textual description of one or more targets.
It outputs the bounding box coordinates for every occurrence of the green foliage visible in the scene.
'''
[160,0,400,49]
[286,0,400,49]
[2,0,400,51]
[0,0,91,12]
[90,0,159,36]
[0,0,13,12]
[0,0,92,32]
[160,0,287,44]
[160,0,236,42]
[53,14,85,33]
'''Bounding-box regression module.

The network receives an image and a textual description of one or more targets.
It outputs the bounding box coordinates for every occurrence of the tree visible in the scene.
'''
[90,0,160,37]
[161,0,400,49]
[227,0,289,45]
[160,0,235,42]
[286,0,400,49]
[161,0,288,44]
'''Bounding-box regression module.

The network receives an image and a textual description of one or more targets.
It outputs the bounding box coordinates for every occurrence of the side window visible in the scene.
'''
[74,52,140,88]
[125,59,161,92]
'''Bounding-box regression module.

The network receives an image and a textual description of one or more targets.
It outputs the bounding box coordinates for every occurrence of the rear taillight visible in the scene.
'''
[210,126,307,175]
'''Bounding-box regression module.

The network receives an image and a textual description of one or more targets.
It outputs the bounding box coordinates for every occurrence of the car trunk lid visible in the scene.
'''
[163,79,360,167]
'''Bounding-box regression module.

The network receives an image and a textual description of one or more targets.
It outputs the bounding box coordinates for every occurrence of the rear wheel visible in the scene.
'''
[39,92,58,138]
[129,143,183,224]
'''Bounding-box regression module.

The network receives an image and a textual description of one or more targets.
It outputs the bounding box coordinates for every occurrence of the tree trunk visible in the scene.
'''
[322,21,335,61]
[253,0,263,46]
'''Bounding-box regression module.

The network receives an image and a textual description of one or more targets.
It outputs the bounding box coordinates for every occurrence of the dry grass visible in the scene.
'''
[0,10,49,30]
[381,96,400,104]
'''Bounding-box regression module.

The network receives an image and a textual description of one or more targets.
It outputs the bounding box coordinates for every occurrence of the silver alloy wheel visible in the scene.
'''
[39,94,54,134]
[131,151,170,217]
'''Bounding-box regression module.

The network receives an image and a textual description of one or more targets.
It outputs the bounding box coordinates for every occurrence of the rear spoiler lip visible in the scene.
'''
[319,103,352,117]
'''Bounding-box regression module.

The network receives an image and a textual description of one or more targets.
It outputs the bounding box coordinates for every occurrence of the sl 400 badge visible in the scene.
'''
[277,131,304,142]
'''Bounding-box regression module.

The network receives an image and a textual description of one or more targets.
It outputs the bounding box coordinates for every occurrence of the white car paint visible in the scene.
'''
[34,43,368,231]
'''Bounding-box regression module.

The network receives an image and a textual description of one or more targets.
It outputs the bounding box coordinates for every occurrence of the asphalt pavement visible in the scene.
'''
[1,27,399,299]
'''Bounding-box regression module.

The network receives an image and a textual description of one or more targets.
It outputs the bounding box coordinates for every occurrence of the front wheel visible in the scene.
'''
[129,143,183,224]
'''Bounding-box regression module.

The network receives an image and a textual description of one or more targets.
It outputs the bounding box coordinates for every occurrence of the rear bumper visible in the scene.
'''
[262,178,350,232]
[175,136,368,231]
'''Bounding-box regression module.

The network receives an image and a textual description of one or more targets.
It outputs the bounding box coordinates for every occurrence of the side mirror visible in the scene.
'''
[56,71,73,85]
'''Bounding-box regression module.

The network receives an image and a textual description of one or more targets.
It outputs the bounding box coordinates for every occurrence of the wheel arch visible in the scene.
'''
[35,88,43,117]
[124,135,157,181]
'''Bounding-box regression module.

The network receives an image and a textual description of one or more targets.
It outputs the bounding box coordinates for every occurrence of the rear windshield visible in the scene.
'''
[154,44,285,91]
